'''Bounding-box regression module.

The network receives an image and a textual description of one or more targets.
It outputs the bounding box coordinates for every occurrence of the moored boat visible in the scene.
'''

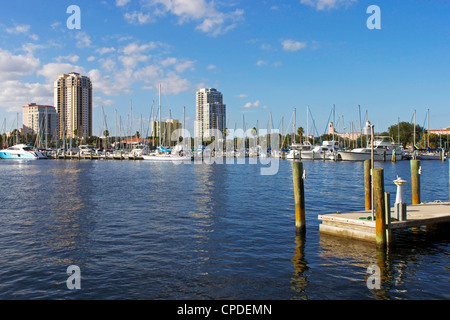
[338,136,403,161]
[0,144,47,160]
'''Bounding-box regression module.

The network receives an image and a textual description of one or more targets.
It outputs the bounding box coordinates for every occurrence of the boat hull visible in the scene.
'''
[142,154,192,162]
[0,151,46,160]
[338,151,402,161]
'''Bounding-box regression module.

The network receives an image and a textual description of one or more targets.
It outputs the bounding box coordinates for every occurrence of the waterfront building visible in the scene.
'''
[23,103,59,140]
[195,88,226,140]
[151,119,182,147]
[54,72,93,139]
[328,121,362,141]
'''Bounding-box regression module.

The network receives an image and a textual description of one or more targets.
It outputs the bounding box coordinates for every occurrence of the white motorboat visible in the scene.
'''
[415,149,444,160]
[142,145,192,162]
[338,136,403,161]
[301,141,337,160]
[0,144,47,159]
[79,145,94,155]
[286,142,313,160]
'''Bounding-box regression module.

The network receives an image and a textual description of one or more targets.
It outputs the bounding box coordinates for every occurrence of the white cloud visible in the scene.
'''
[282,39,307,52]
[116,0,131,6]
[124,11,153,25]
[256,60,267,66]
[96,47,116,55]
[0,80,52,112]
[242,100,261,109]
[37,63,86,82]
[121,42,158,55]
[118,54,150,69]
[154,71,190,95]
[6,24,31,34]
[75,32,92,48]
[130,0,244,36]
[300,0,357,11]
[5,24,39,41]
[0,49,40,81]
[56,55,80,63]
[207,64,216,70]
[99,58,117,72]
[237,93,248,98]
[87,69,132,96]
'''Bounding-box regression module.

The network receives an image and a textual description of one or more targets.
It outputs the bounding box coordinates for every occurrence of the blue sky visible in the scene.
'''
[0,0,449,137]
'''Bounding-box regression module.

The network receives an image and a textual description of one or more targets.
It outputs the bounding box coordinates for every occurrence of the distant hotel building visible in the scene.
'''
[328,121,362,141]
[23,103,59,140]
[54,72,92,139]
[195,88,226,140]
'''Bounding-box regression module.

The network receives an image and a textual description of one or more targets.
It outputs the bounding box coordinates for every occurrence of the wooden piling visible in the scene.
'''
[373,168,387,247]
[293,162,306,234]
[364,160,371,210]
[392,149,396,162]
[384,192,391,246]
[411,160,421,205]
[382,150,386,161]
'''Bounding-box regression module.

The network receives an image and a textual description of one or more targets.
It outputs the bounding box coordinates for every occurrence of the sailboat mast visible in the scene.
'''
[306,105,309,144]
[159,83,162,147]
[427,108,430,149]
[414,109,416,147]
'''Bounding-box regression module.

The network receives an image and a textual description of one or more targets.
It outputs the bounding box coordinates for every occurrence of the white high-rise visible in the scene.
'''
[195,88,226,140]
[54,72,92,139]
[22,103,59,140]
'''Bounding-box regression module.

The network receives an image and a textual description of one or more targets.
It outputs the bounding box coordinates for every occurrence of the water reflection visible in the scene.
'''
[44,162,96,266]
[291,234,310,300]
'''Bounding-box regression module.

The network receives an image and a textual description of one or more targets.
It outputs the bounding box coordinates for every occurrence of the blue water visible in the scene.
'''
[0,159,448,299]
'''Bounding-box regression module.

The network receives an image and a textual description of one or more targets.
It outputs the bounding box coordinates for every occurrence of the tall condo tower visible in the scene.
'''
[54,72,93,139]
[195,88,226,140]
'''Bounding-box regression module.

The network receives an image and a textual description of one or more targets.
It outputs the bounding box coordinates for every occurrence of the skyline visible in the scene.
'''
[0,0,449,137]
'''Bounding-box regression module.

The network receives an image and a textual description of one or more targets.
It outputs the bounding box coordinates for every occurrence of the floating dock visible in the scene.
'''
[318,201,450,243]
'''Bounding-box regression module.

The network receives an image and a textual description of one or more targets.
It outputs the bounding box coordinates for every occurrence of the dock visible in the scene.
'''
[48,154,144,161]
[319,201,450,243]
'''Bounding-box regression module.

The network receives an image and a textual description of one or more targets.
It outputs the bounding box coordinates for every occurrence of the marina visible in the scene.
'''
[0,157,448,299]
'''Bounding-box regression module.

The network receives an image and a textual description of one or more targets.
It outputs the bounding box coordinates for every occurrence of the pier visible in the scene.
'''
[48,153,143,161]
[318,201,450,243]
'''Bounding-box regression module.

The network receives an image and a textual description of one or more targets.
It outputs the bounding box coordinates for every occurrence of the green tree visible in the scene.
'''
[297,126,304,143]
[387,122,423,147]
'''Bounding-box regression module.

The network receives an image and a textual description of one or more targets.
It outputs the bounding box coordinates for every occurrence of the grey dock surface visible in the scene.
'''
[318,201,450,243]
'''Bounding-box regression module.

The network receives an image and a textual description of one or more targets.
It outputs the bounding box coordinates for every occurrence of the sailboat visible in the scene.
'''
[142,84,192,162]
[415,109,443,160]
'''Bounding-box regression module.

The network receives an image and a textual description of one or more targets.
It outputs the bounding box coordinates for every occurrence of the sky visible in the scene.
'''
[0,0,449,137]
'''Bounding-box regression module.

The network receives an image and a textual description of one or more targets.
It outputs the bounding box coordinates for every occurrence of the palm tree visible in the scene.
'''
[297,126,304,143]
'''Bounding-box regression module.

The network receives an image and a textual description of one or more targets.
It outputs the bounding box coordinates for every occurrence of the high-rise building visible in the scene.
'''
[151,119,182,147]
[23,103,59,140]
[54,72,92,139]
[195,88,226,140]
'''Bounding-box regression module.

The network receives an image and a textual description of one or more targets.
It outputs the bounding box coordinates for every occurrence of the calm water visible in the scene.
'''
[0,158,448,300]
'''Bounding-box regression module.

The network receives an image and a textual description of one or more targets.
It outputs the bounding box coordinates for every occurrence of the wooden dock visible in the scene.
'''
[318,201,450,243]
[49,154,144,161]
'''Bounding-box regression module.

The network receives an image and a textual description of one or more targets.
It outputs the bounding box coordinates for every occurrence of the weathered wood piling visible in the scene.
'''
[292,161,306,234]
[373,168,387,247]
[411,160,421,205]
[364,160,371,210]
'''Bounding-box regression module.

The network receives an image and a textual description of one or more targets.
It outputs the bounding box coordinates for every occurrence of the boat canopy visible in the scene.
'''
[159,146,171,152]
